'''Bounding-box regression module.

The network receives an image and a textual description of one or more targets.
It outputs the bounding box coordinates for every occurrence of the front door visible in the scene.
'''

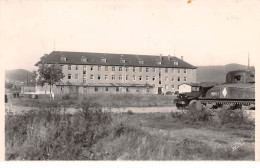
[158,87,162,94]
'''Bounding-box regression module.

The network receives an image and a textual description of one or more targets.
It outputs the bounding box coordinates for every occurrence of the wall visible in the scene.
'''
[54,85,154,95]
[60,64,196,94]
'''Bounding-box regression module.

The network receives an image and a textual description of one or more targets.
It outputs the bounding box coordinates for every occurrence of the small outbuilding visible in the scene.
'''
[178,83,200,94]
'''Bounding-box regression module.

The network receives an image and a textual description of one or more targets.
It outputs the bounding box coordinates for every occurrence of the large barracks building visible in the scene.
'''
[35,51,197,95]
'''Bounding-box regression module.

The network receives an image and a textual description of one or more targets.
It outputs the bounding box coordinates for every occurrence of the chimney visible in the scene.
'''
[181,56,184,60]
[160,54,162,61]
[44,54,48,57]
[168,55,171,61]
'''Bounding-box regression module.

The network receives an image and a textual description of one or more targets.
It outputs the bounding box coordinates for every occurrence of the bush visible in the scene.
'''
[61,94,71,100]
[5,102,112,160]
[217,109,254,129]
[171,109,213,123]
[127,110,134,115]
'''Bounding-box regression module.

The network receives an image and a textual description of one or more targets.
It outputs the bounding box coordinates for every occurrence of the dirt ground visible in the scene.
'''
[125,113,255,160]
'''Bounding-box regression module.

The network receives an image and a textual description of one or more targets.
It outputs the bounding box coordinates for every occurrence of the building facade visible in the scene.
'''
[36,51,197,94]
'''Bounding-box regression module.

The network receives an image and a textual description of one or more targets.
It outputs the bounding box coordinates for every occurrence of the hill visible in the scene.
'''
[5,69,33,82]
[196,64,249,83]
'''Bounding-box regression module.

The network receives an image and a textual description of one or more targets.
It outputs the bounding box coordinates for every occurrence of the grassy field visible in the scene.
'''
[9,94,176,108]
[5,102,255,160]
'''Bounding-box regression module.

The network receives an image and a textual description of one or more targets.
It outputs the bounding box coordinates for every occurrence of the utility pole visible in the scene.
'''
[27,74,29,86]
[248,52,250,69]
[53,38,56,51]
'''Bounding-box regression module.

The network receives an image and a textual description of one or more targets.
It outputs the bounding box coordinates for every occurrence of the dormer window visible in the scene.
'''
[174,61,178,65]
[120,60,126,63]
[157,62,162,65]
[139,60,144,64]
[61,56,67,61]
[101,59,107,63]
[81,56,87,63]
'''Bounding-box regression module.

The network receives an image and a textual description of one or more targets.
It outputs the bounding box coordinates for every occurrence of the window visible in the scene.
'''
[83,79,86,84]
[133,75,136,81]
[165,76,168,81]
[105,75,108,80]
[83,65,86,71]
[133,67,136,72]
[75,74,79,79]
[91,66,94,71]
[98,66,101,71]
[153,68,156,72]
[81,57,87,62]
[146,76,149,81]
[172,68,174,73]
[178,77,180,81]
[90,75,94,80]
[172,77,174,81]
[116,87,119,92]
[159,68,161,72]
[234,75,241,81]
[112,75,115,80]
[120,60,125,63]
[98,75,101,80]
[61,56,67,61]
[83,74,86,78]
[146,68,149,72]
[184,69,187,73]
[139,76,142,81]
[174,61,178,65]
[126,75,129,80]
[178,69,180,73]
[119,67,122,71]
[101,59,107,63]
[184,77,187,81]
[75,65,78,70]
[119,75,122,80]
[172,85,174,89]
[139,60,144,64]
[126,87,129,92]
[105,66,108,71]
[126,67,129,71]
[152,76,155,81]
[105,87,108,92]
[139,67,142,72]
[68,74,71,79]
[112,67,115,71]
[165,68,168,73]
[95,87,98,92]
[68,65,71,70]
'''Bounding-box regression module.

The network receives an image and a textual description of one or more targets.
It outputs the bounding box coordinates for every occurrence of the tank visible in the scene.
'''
[190,70,255,110]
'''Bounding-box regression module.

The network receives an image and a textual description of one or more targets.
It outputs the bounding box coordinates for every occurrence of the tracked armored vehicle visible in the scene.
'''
[190,70,255,110]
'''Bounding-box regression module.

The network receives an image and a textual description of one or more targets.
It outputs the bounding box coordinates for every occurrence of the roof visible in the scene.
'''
[179,82,217,87]
[179,83,200,87]
[56,83,153,87]
[38,51,197,69]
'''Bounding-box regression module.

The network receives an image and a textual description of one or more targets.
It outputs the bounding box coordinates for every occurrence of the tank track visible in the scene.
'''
[198,99,255,106]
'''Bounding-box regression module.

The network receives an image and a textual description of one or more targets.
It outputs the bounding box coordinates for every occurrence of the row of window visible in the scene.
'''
[92,86,151,93]
[68,74,187,82]
[89,85,177,92]
[61,56,179,65]
[66,65,187,73]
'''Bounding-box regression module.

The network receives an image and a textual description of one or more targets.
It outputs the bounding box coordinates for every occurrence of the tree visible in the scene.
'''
[35,58,65,98]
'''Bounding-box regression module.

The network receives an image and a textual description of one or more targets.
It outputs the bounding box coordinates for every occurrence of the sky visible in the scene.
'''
[1,0,260,71]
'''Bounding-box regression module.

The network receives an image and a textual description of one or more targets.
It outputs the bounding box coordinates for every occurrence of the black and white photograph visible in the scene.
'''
[1,0,259,162]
